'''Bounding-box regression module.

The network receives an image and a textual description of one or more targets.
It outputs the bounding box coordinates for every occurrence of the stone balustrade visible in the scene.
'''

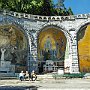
[1,10,90,21]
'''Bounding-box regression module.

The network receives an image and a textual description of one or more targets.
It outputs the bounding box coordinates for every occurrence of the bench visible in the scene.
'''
[63,73,85,78]
[52,73,85,79]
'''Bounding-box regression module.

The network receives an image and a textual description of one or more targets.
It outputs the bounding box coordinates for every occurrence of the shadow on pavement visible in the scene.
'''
[0,86,39,90]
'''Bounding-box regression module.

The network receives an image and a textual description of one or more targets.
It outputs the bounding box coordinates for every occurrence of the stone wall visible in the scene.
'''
[0,10,90,73]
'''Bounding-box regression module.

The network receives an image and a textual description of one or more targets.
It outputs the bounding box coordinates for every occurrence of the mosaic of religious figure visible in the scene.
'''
[38,28,67,61]
[43,36,52,60]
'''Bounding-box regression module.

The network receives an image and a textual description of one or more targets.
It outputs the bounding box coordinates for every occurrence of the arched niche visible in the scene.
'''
[77,24,90,72]
[37,26,67,73]
[0,25,28,73]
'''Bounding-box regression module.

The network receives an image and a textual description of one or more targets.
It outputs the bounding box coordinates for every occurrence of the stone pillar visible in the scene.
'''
[64,37,73,73]
[71,36,79,73]
[27,32,31,73]
[70,30,79,73]
[29,31,38,73]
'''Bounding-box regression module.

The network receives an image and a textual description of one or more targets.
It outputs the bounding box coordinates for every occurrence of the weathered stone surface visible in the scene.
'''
[0,10,90,73]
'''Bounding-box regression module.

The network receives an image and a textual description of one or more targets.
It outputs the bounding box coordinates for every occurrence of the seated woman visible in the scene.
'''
[24,71,30,80]
[31,70,37,81]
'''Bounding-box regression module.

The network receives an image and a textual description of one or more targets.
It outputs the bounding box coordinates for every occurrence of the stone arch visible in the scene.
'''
[77,22,90,72]
[37,25,72,73]
[76,21,90,33]
[37,25,71,39]
[0,24,29,73]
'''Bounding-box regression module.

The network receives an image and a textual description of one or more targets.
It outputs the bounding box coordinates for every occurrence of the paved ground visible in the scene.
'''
[0,78,90,90]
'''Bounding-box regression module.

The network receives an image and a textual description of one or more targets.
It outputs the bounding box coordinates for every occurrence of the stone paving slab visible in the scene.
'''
[0,79,90,90]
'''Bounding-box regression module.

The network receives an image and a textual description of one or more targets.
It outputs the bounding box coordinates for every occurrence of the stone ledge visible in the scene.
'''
[1,10,90,21]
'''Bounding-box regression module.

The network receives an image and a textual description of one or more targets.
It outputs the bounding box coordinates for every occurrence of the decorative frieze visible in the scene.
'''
[2,10,90,21]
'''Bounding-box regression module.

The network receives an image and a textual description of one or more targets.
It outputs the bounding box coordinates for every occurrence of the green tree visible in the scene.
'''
[0,0,73,16]
[67,7,73,15]
[40,0,54,16]
[54,0,73,16]
[56,0,65,8]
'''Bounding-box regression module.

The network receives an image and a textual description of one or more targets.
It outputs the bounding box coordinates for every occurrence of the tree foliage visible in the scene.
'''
[0,0,73,16]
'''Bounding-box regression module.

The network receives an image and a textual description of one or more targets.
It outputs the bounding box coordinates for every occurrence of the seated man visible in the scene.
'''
[19,71,24,81]
[24,71,30,80]
[31,70,37,81]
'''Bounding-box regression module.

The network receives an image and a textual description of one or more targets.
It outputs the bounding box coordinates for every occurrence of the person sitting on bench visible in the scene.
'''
[31,70,37,81]
[19,71,24,81]
[24,71,30,81]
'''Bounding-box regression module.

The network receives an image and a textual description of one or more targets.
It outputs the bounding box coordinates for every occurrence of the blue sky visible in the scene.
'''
[53,0,90,15]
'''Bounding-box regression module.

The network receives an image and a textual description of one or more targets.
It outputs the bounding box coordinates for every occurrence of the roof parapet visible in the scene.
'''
[1,10,90,21]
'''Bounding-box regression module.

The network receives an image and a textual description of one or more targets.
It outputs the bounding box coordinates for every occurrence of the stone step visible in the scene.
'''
[0,76,17,80]
[37,74,53,79]
[0,73,18,80]
[0,73,54,80]
[0,75,53,80]
[0,73,16,77]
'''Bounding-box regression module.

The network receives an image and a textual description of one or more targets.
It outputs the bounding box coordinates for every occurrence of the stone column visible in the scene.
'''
[29,31,38,73]
[71,36,79,73]
[27,32,31,72]
[70,30,79,73]
[64,37,73,73]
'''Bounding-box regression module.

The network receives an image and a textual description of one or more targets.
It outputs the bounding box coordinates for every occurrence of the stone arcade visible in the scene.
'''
[0,10,90,74]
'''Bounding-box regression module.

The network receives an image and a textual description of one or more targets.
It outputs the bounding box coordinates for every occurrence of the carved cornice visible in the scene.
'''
[1,10,90,21]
